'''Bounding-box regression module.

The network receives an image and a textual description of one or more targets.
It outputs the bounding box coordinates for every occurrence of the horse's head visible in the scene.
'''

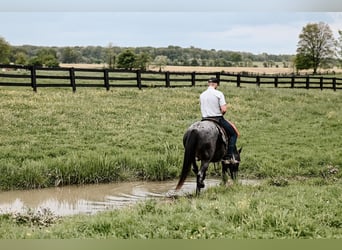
[226,147,242,180]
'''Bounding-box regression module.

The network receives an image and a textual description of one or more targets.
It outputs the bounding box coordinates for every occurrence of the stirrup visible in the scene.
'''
[223,155,239,164]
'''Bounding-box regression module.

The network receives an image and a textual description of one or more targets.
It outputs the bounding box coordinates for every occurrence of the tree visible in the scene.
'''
[294,53,312,73]
[27,48,59,67]
[230,52,242,63]
[296,22,336,74]
[190,58,199,66]
[243,59,253,67]
[337,30,342,67]
[37,48,59,67]
[14,52,28,65]
[117,49,136,70]
[61,47,81,63]
[106,43,116,69]
[0,37,11,64]
[134,52,151,71]
[152,55,168,71]
[27,56,43,67]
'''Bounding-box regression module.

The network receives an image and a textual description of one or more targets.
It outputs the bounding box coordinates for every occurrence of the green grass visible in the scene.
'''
[0,85,341,239]
[0,86,341,190]
[0,179,341,239]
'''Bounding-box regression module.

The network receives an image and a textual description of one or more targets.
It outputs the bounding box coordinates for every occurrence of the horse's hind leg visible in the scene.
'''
[197,160,210,193]
[192,160,198,175]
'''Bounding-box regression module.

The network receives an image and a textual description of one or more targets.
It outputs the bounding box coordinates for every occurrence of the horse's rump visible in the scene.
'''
[176,120,241,193]
[200,118,228,147]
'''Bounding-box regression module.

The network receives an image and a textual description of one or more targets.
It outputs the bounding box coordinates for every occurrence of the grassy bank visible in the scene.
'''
[0,86,341,190]
[0,179,341,239]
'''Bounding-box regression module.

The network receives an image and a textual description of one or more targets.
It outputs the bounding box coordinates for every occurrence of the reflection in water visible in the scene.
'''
[0,178,259,216]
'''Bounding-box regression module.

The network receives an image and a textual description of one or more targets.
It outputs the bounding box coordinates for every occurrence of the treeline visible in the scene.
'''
[7,43,294,68]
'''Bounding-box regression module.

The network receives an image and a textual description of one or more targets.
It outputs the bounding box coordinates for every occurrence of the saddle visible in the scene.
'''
[201,118,229,147]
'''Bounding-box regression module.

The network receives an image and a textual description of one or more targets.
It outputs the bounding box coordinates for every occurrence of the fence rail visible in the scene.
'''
[1,64,341,92]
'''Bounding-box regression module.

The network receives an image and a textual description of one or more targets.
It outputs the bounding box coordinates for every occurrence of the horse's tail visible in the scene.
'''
[176,129,198,190]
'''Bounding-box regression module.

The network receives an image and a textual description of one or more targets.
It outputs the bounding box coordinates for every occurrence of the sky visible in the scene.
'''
[1,0,342,55]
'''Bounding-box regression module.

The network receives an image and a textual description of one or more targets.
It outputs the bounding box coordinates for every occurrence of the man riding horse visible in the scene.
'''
[176,77,241,193]
[200,77,239,164]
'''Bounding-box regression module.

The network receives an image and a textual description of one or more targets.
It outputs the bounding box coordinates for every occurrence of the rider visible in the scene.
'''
[200,77,239,164]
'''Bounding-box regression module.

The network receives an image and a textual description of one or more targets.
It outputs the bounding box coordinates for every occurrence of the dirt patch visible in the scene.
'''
[60,64,342,75]
[60,63,107,69]
[161,65,294,74]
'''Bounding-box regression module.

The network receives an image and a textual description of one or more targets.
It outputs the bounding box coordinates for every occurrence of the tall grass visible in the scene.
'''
[0,86,341,190]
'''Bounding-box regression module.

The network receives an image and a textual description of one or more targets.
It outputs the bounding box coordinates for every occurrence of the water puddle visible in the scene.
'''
[0,178,259,216]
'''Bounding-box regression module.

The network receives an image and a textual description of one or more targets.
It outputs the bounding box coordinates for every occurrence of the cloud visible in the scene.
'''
[193,23,301,54]
[328,13,342,36]
[1,12,340,54]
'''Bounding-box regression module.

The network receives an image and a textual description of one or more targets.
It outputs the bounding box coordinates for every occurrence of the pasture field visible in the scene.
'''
[1,85,341,190]
[0,85,341,239]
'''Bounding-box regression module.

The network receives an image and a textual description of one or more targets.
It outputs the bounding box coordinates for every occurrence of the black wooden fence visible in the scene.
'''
[0,64,341,92]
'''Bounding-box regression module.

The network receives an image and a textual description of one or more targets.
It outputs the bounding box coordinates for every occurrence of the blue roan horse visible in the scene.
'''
[176,120,242,194]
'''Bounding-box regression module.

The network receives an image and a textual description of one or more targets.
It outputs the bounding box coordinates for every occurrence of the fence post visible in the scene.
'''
[165,71,170,87]
[69,68,76,93]
[274,76,278,88]
[320,76,323,90]
[215,72,220,82]
[191,72,196,87]
[256,75,260,87]
[306,76,310,89]
[291,76,295,88]
[237,74,241,88]
[136,70,142,89]
[30,65,37,92]
[332,78,336,91]
[104,69,110,91]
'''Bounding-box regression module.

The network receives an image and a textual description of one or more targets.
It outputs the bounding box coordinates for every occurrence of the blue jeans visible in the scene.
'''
[217,117,238,156]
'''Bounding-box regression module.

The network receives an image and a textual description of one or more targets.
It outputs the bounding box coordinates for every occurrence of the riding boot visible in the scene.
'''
[223,145,239,164]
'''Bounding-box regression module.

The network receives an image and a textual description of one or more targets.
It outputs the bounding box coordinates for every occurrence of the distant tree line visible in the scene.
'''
[0,22,341,73]
[2,43,294,69]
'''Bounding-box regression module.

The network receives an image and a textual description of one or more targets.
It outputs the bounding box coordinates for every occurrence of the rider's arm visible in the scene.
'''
[220,104,227,115]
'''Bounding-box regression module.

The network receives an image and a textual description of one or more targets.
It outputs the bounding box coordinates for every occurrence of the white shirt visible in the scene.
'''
[200,86,227,117]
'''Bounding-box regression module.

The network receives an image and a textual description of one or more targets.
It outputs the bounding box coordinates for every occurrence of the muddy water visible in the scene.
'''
[0,178,259,216]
